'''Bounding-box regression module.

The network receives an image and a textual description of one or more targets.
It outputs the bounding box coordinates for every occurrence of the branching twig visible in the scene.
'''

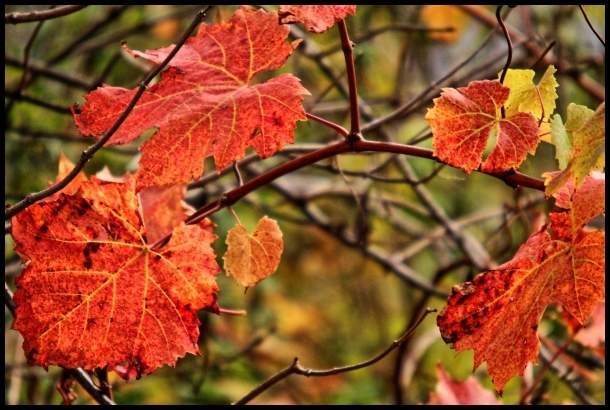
[5,7,212,220]
[233,308,436,405]
[5,5,87,24]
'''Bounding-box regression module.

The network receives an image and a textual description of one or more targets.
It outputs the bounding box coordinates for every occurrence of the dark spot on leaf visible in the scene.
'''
[39,224,49,234]
[84,257,93,269]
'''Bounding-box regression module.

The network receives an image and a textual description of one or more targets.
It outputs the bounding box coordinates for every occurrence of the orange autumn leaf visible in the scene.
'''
[437,177,605,391]
[73,6,309,191]
[278,5,356,33]
[139,184,190,244]
[547,171,605,233]
[426,80,540,173]
[223,216,283,288]
[428,364,499,404]
[11,164,220,378]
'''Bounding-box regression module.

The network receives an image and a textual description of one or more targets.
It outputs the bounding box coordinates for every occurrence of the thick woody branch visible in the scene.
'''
[182,139,544,230]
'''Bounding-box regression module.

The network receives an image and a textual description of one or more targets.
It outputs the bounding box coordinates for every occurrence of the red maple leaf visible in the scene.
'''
[426,80,540,173]
[278,5,356,33]
[73,6,309,190]
[437,176,605,391]
[11,166,219,378]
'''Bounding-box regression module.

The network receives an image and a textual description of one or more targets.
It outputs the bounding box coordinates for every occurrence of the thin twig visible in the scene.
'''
[6,55,91,90]
[305,112,349,137]
[5,8,50,119]
[529,41,556,69]
[233,308,436,404]
[5,7,212,220]
[496,5,515,86]
[578,5,604,47]
[5,5,87,24]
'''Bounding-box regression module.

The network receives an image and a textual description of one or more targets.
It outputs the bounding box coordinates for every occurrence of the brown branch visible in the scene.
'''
[5,5,87,24]
[6,55,91,90]
[362,9,510,132]
[181,139,544,233]
[578,5,605,47]
[313,23,455,59]
[5,7,212,220]
[337,20,361,136]
[458,4,605,101]
[233,308,436,405]
[5,7,50,120]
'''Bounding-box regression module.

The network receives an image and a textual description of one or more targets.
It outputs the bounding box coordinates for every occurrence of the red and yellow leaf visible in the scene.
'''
[11,163,219,378]
[426,80,539,173]
[73,6,309,190]
[223,216,283,288]
[437,185,605,391]
[278,5,356,33]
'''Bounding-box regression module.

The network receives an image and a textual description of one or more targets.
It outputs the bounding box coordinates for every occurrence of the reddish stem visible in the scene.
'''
[337,19,361,136]
[151,138,545,250]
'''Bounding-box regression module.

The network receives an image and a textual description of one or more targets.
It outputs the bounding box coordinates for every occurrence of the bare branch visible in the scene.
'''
[5,5,87,24]
[233,308,436,404]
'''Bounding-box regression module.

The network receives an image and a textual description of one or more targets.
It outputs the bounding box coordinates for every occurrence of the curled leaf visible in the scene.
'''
[279,5,356,33]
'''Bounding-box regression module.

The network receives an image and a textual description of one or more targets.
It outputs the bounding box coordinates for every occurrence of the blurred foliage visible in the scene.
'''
[5,5,605,405]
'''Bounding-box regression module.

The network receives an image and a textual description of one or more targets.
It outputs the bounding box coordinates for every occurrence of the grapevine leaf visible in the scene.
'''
[544,103,605,194]
[548,171,605,233]
[73,6,309,190]
[11,163,220,378]
[426,80,539,173]
[278,5,356,33]
[428,364,499,404]
[437,188,605,391]
[223,216,283,288]
[503,65,558,125]
[550,114,571,170]
[139,184,189,244]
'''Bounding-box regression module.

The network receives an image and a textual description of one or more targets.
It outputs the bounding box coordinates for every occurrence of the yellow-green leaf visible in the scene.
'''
[570,102,605,185]
[545,102,605,194]
[550,114,571,170]
[503,65,558,141]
